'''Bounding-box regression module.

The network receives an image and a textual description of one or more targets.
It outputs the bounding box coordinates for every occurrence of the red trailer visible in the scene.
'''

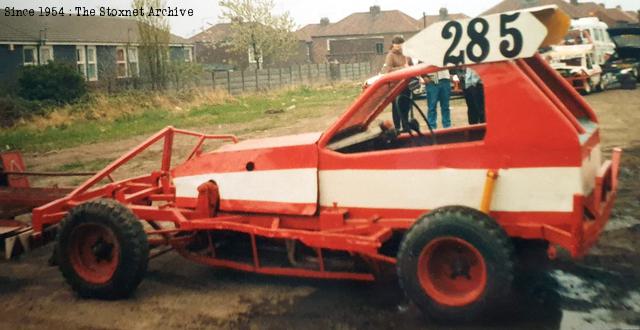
[5,7,625,323]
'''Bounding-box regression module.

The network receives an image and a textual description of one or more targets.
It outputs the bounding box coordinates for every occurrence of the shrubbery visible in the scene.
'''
[0,96,44,128]
[18,62,87,104]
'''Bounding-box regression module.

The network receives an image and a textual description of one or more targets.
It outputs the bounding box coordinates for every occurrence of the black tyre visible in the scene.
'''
[56,199,149,299]
[397,206,514,323]
[596,77,604,92]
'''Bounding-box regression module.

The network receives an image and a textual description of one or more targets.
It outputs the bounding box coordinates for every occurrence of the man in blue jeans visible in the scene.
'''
[425,70,451,129]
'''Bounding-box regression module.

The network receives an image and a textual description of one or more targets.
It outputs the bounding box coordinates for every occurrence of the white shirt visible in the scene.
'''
[428,69,451,81]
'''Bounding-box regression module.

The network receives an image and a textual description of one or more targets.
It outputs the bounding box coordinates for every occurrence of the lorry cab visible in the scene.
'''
[571,17,616,65]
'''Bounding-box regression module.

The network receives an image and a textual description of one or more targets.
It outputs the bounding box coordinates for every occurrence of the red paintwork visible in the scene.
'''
[1,152,30,188]
[417,237,487,307]
[30,53,622,281]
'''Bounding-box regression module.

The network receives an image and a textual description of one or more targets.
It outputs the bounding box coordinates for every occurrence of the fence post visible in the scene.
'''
[290,66,294,85]
[267,69,271,90]
[241,70,245,92]
[211,71,216,90]
[227,71,231,94]
[299,64,303,84]
[279,68,283,87]
[255,69,259,91]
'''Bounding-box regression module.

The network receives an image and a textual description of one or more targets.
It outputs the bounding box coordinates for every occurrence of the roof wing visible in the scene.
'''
[404,6,570,67]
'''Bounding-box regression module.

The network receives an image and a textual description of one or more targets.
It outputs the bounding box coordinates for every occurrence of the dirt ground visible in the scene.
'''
[1,88,640,329]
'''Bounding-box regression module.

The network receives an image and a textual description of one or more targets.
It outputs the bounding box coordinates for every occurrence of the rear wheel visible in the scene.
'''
[397,206,514,323]
[596,76,604,92]
[56,199,149,299]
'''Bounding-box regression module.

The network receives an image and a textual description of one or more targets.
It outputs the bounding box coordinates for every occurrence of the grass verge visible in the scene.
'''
[0,84,360,153]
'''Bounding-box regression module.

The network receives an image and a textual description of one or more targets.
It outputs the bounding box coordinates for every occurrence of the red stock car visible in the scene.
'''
[32,53,621,322]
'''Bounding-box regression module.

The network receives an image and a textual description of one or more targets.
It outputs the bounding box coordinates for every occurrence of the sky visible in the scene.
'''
[1,0,639,38]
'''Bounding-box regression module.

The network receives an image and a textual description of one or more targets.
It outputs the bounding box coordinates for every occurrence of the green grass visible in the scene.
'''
[55,158,113,172]
[0,84,360,153]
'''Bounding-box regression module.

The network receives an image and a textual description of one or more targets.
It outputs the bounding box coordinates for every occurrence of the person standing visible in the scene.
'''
[382,36,413,132]
[425,69,451,129]
[463,68,485,125]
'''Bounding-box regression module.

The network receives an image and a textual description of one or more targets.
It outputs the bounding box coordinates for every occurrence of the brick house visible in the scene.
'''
[0,9,194,89]
[191,22,312,71]
[295,18,331,64]
[308,6,467,70]
[310,6,420,67]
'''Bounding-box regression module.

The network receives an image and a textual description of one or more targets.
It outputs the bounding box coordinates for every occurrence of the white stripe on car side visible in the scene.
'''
[173,166,586,213]
[173,168,319,204]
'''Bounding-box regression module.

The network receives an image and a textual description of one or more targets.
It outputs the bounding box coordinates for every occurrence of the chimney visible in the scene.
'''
[320,17,330,26]
[570,0,578,5]
[370,5,381,16]
[439,7,448,21]
[616,5,622,10]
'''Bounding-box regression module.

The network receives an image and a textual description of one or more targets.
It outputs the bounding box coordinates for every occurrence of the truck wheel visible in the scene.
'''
[596,78,604,92]
[397,206,514,323]
[56,199,149,299]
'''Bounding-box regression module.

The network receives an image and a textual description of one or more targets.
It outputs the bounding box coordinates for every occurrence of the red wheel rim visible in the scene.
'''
[68,224,120,285]
[417,237,487,307]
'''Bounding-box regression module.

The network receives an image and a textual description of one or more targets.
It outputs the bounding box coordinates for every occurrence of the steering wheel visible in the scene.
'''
[395,94,438,145]
[378,120,399,146]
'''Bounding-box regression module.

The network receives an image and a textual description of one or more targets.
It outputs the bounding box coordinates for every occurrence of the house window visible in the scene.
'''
[76,46,87,77]
[116,47,128,78]
[376,43,384,55]
[127,47,139,77]
[23,46,37,65]
[40,46,54,64]
[248,47,263,64]
[184,48,193,62]
[87,46,98,81]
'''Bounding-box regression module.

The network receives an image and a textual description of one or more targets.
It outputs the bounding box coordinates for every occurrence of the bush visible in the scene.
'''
[0,96,44,128]
[18,62,87,104]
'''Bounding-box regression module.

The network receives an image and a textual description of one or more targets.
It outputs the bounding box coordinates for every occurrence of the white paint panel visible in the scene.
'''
[173,169,318,204]
[319,168,583,212]
[581,144,602,195]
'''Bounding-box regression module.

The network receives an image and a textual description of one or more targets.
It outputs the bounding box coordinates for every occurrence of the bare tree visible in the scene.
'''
[219,0,296,69]
[133,0,171,90]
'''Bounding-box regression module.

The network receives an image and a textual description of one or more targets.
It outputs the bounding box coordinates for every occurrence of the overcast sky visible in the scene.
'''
[2,0,639,38]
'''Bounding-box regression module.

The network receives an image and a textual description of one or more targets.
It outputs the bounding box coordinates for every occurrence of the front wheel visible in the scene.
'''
[56,199,149,299]
[397,206,514,323]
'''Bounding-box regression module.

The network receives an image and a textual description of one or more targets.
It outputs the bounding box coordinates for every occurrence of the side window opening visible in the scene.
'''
[327,66,487,154]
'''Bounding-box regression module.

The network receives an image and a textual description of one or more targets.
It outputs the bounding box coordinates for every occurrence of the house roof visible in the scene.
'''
[483,0,639,25]
[315,10,422,37]
[575,2,607,17]
[416,13,469,29]
[0,9,190,45]
[295,23,330,42]
[604,8,639,24]
[482,0,584,18]
[189,23,233,43]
